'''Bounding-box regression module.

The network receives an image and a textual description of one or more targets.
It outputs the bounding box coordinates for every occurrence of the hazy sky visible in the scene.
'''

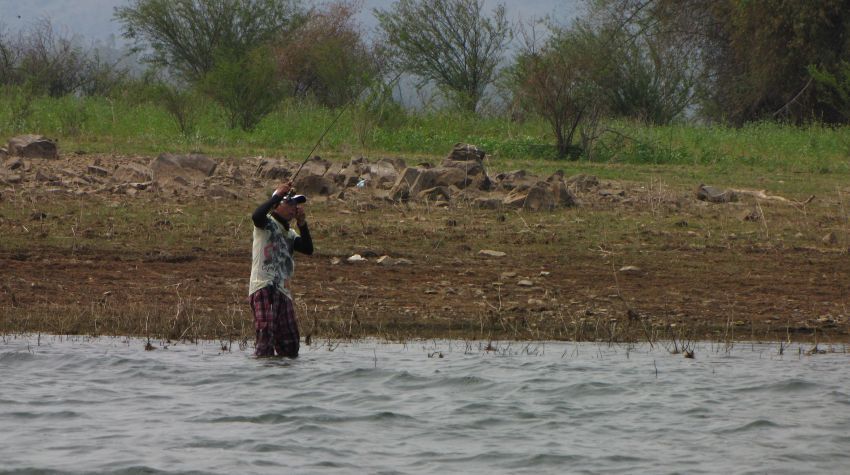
[1,0,582,46]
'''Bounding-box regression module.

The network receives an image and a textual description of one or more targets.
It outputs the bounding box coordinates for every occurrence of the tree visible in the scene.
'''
[200,46,286,130]
[115,0,304,83]
[509,27,601,159]
[0,19,123,97]
[593,0,850,124]
[375,0,511,114]
[274,1,381,108]
[579,3,696,124]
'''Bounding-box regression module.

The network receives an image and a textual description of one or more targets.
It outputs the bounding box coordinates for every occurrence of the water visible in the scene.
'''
[1,336,848,474]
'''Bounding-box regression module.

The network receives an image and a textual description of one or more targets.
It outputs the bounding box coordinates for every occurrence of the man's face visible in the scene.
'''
[275,201,298,220]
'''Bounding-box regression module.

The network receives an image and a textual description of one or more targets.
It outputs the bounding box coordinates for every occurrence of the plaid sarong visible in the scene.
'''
[249,286,300,357]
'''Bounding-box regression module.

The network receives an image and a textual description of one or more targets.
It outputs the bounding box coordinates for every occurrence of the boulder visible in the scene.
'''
[446,143,485,162]
[503,182,556,211]
[418,186,452,202]
[389,167,426,201]
[86,165,109,177]
[255,159,295,180]
[113,163,153,183]
[293,174,336,197]
[364,160,400,189]
[150,153,217,189]
[566,174,599,192]
[696,184,738,203]
[8,135,58,159]
[4,157,24,171]
[551,180,578,207]
[473,197,503,209]
[495,169,535,191]
[440,159,492,191]
[298,156,332,177]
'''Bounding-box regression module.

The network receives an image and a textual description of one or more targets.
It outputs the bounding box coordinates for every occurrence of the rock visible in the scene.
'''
[0,147,7,159]
[113,163,153,183]
[2,174,22,184]
[473,197,503,209]
[86,165,109,177]
[495,170,535,191]
[551,180,578,207]
[823,232,837,245]
[205,184,238,200]
[8,135,58,159]
[376,255,395,266]
[418,186,452,202]
[35,170,59,182]
[478,249,506,257]
[4,157,24,170]
[256,160,293,180]
[293,174,336,196]
[696,184,738,203]
[150,153,217,189]
[598,189,626,197]
[503,182,555,211]
[742,209,761,221]
[618,266,643,275]
[389,166,431,201]
[347,254,366,263]
[446,142,485,162]
[298,156,332,177]
[517,279,534,287]
[365,160,401,189]
[566,174,599,192]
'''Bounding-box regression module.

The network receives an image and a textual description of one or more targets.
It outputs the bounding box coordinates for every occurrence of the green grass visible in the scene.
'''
[2,89,850,193]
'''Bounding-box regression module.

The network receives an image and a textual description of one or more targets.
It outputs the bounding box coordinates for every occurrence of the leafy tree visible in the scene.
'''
[581,3,696,124]
[595,0,850,124]
[0,19,124,97]
[200,46,285,130]
[274,1,381,108]
[509,27,601,159]
[809,61,850,123]
[115,0,305,82]
[375,0,511,114]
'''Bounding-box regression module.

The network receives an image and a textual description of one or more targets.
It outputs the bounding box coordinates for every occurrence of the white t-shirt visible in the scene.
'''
[249,216,300,299]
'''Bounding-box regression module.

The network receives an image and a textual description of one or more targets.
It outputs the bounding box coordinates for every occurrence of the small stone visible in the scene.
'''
[347,254,366,263]
[376,255,395,266]
[478,249,506,257]
[539,271,550,277]
[823,232,837,245]
[618,266,643,275]
[330,257,341,265]
[87,165,109,177]
[517,279,534,287]
[501,271,517,278]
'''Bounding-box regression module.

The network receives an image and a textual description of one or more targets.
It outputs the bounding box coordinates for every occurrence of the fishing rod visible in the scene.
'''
[286,72,404,194]
[289,101,352,185]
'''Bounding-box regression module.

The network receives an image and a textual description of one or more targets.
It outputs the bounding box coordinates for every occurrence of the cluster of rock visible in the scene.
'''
[256,143,585,210]
[1,135,598,210]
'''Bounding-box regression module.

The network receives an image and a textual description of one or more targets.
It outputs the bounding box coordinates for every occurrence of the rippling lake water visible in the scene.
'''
[1,336,849,474]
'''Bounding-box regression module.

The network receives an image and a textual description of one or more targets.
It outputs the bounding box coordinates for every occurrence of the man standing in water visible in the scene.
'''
[249,181,313,357]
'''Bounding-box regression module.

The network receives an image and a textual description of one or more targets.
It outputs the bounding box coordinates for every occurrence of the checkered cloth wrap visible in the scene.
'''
[249,286,300,357]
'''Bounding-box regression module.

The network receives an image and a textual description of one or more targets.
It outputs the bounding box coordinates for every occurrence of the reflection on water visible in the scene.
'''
[1,336,848,474]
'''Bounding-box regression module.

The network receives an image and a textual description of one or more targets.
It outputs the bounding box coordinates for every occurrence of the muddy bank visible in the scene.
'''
[2,147,849,343]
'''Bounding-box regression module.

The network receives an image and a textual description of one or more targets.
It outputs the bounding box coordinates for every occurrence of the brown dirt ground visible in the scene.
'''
[2,153,850,344]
